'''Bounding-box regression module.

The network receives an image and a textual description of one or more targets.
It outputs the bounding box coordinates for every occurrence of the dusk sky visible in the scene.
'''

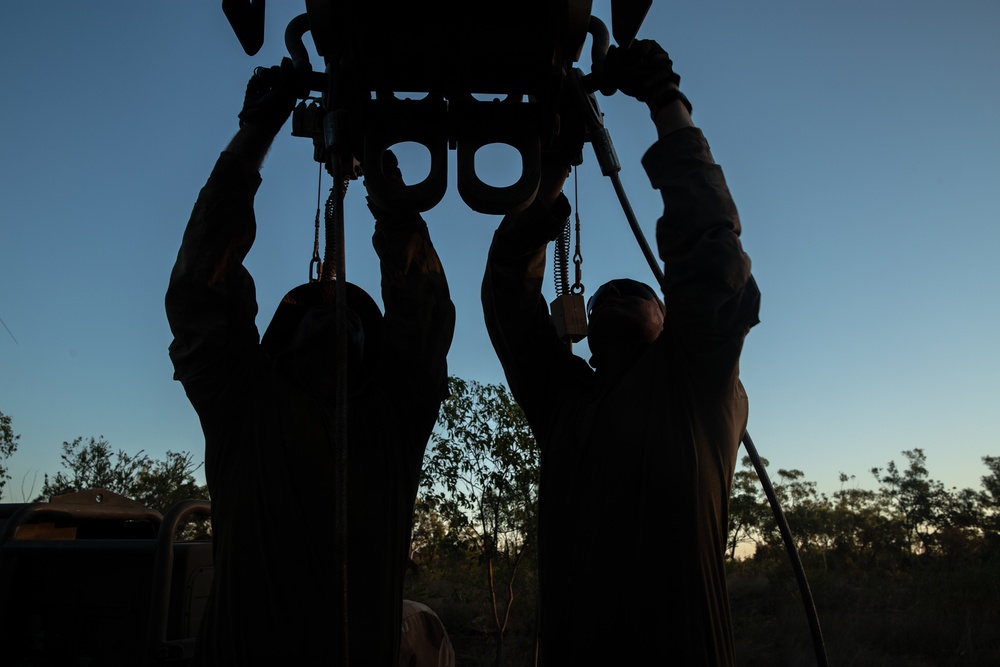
[2,1,998,502]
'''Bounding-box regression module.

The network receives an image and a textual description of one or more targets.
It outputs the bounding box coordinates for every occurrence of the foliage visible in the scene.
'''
[727,448,998,571]
[410,495,478,564]
[727,455,771,559]
[870,448,948,554]
[0,410,21,498]
[35,436,208,512]
[980,455,1000,539]
[419,377,539,667]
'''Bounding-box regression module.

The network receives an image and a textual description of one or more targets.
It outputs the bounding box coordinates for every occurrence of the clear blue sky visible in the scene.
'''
[2,1,998,502]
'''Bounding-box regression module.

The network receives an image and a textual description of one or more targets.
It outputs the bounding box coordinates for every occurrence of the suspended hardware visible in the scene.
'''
[221,2,828,665]
[551,168,588,345]
[308,162,324,282]
[550,269,588,344]
[226,0,652,214]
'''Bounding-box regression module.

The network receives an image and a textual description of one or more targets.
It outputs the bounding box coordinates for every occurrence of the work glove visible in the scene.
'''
[238,57,299,134]
[604,40,691,115]
[365,149,408,223]
[536,153,571,209]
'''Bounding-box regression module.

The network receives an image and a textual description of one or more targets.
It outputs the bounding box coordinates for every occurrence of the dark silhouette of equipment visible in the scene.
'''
[223,0,650,215]
[0,489,212,665]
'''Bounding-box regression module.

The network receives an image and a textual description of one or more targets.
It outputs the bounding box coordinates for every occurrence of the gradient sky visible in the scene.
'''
[1,1,998,502]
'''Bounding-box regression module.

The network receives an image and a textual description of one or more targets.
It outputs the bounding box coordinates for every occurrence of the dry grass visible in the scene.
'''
[409,555,1000,666]
[730,558,1000,666]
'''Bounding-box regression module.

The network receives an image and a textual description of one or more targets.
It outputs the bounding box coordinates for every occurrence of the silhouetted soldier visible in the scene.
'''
[166,61,455,665]
[482,40,760,664]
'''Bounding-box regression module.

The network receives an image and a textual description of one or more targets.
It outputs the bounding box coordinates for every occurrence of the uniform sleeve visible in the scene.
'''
[642,127,760,346]
[481,195,592,428]
[371,210,456,403]
[165,151,264,399]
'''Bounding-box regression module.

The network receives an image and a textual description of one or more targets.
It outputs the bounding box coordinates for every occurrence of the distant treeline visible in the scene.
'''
[5,400,1000,665]
[728,448,1000,569]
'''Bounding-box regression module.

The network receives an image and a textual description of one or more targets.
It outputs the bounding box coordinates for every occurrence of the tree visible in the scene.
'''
[0,410,21,499]
[733,460,840,568]
[829,473,896,570]
[871,449,947,555]
[978,455,1000,542]
[409,494,478,566]
[723,450,1000,576]
[36,436,208,511]
[420,377,539,667]
[727,455,770,560]
[770,469,838,567]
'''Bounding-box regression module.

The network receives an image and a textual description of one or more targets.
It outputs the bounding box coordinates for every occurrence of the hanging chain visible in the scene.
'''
[309,163,323,282]
[321,186,336,282]
[549,167,588,345]
[554,216,571,296]
[571,167,585,295]
[321,178,349,283]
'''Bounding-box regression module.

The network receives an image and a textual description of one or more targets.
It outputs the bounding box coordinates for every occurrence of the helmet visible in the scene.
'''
[260,281,384,375]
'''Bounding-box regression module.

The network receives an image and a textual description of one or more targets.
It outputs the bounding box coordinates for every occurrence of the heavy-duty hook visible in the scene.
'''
[245,2,599,214]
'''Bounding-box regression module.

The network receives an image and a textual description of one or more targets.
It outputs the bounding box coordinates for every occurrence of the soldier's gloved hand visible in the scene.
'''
[605,40,690,115]
[238,57,298,134]
[365,149,407,222]
[537,154,571,209]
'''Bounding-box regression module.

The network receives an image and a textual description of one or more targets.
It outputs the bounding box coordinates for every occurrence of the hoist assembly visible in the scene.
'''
[222,0,651,214]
